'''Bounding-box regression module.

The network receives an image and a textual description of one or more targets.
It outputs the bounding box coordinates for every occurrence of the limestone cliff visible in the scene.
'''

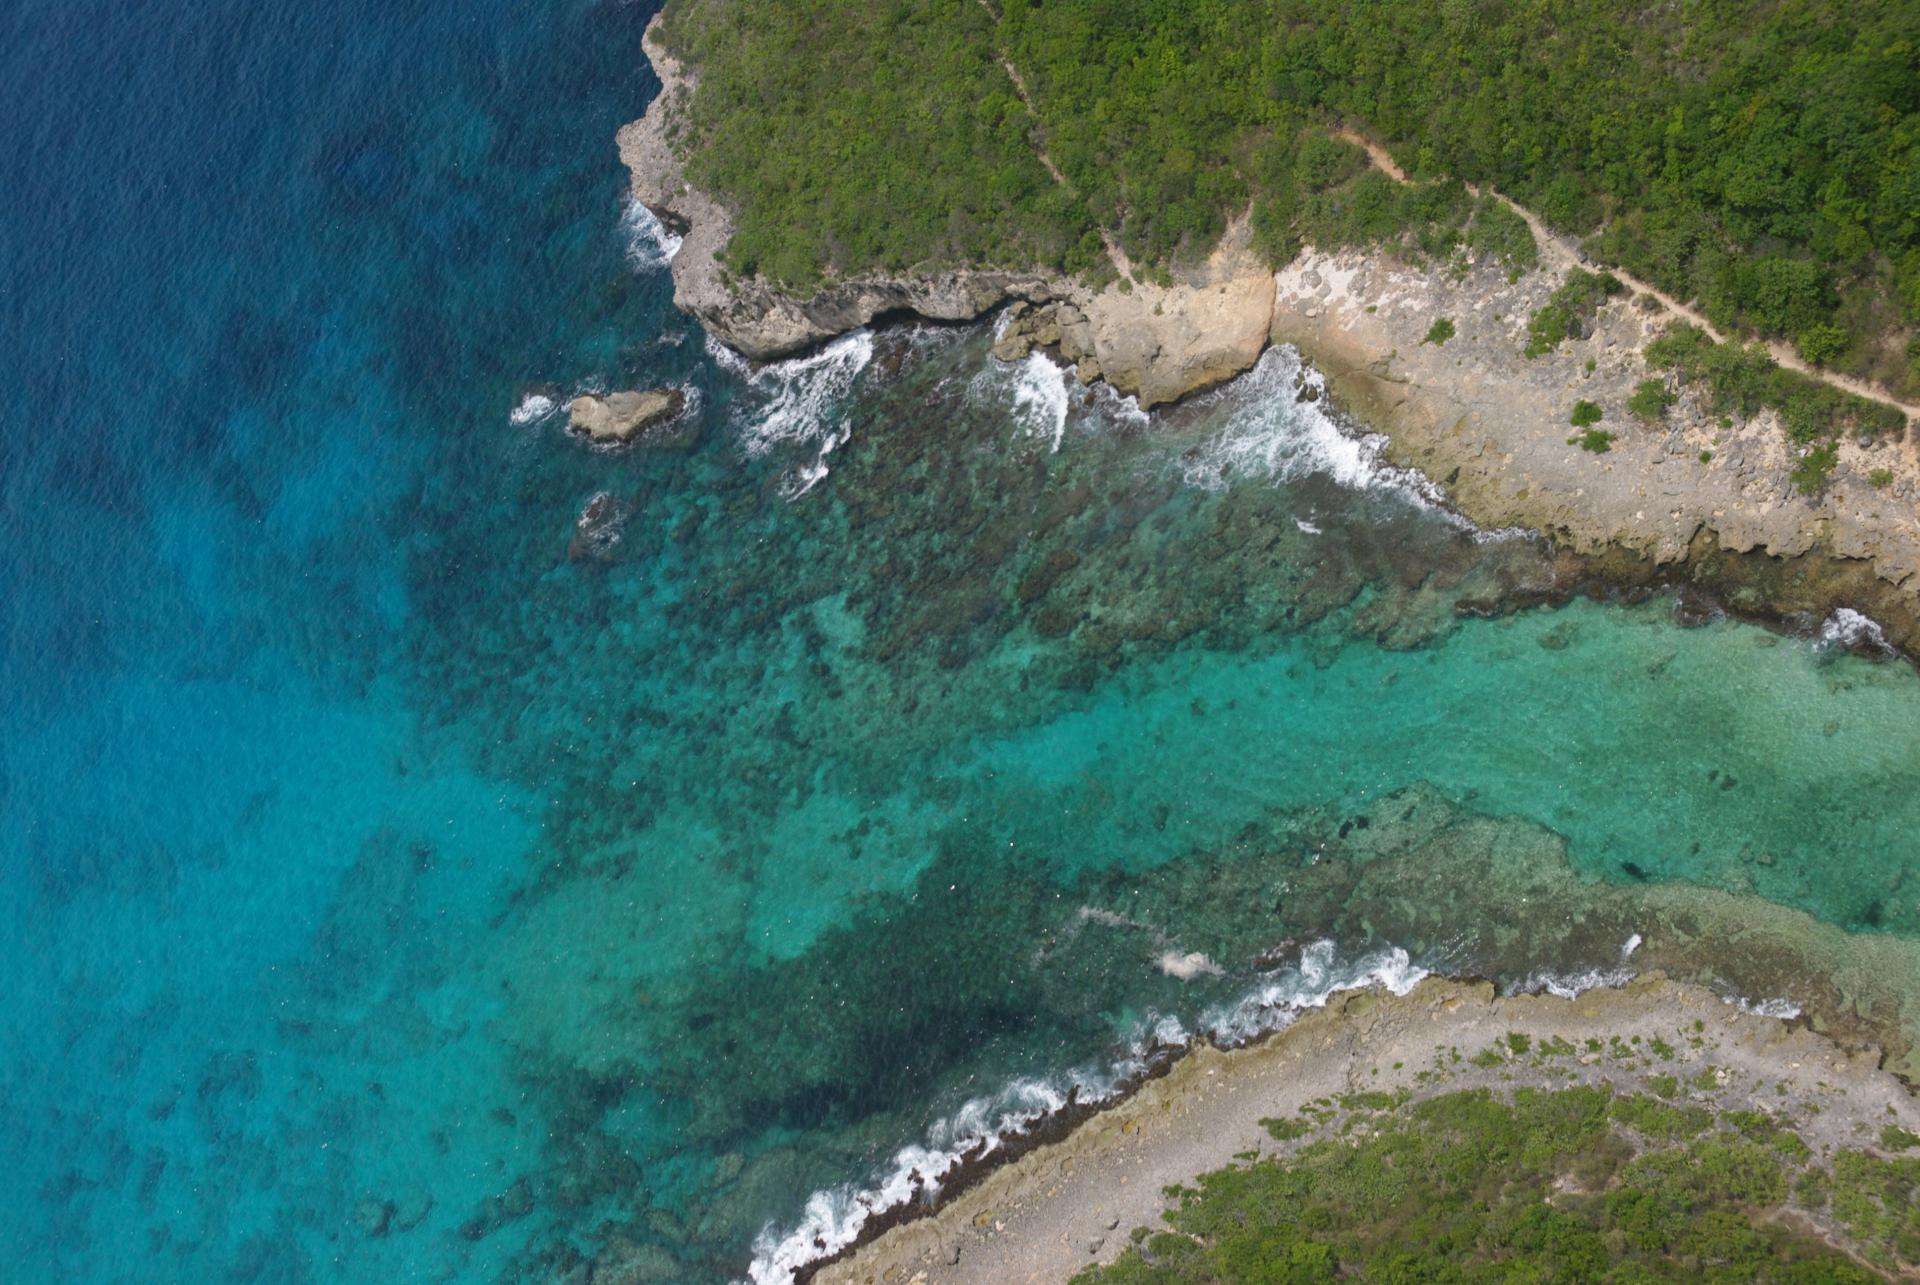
[617,15,1271,406]
[618,20,1058,362]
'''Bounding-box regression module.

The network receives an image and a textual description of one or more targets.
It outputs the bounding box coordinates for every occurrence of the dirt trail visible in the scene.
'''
[978,0,1134,281]
[1333,128,1920,433]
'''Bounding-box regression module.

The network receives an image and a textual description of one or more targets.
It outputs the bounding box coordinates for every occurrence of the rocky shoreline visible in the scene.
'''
[620,13,1919,657]
[1270,248,1920,658]
[618,17,1272,408]
[814,974,1920,1284]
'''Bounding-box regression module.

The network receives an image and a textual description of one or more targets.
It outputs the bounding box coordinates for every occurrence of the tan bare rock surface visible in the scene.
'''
[567,389,685,444]
[1078,215,1275,408]
[1267,247,1920,648]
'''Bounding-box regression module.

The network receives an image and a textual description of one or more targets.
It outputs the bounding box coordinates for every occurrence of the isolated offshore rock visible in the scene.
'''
[567,389,685,445]
[568,490,629,562]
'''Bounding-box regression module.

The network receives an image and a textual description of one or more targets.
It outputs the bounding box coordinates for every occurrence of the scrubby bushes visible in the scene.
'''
[661,0,1920,398]
[1628,379,1675,422]
[1074,1085,1892,1283]
[1525,270,1625,358]
[1646,324,1907,448]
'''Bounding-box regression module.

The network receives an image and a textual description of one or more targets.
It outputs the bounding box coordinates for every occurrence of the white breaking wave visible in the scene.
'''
[1507,966,1636,1001]
[1157,949,1224,980]
[971,350,1072,452]
[745,1064,1131,1285]
[1176,346,1534,548]
[508,392,558,426]
[746,940,1422,1285]
[1086,377,1151,430]
[1731,995,1803,1020]
[623,198,683,271]
[1179,346,1450,511]
[1820,607,1889,652]
[707,330,875,497]
[1204,940,1427,1047]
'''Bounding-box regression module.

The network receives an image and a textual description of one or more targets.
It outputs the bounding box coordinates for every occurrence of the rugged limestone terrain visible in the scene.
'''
[1270,249,1920,652]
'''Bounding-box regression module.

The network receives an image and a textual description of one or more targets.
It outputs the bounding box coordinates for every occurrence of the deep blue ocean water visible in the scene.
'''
[7,2,1920,1282]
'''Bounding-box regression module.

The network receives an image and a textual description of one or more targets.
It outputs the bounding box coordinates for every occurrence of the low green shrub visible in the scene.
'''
[1627,378,1674,421]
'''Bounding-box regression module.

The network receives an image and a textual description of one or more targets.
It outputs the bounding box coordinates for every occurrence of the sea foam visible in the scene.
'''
[707,330,875,497]
[746,939,1424,1285]
[508,392,558,426]
[1179,346,1448,511]
[1820,607,1890,654]
[969,350,1072,452]
[622,198,683,271]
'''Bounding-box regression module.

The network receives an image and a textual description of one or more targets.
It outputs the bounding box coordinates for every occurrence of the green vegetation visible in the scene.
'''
[1571,399,1605,428]
[1572,429,1616,453]
[1827,1151,1920,1273]
[655,0,1097,288]
[1792,441,1841,496]
[1422,317,1455,346]
[1466,196,1539,276]
[1629,378,1676,422]
[1869,467,1895,489]
[1642,322,1906,491]
[1073,1085,1898,1283]
[661,0,1920,398]
[1526,270,1627,358]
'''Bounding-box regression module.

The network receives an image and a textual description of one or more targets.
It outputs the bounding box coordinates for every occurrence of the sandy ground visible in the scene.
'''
[816,974,1920,1285]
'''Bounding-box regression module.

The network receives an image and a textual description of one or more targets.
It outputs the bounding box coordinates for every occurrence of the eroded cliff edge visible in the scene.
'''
[619,14,1920,649]
[616,17,1273,408]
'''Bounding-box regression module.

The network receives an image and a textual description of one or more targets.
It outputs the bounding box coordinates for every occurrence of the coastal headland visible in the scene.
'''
[620,6,1920,655]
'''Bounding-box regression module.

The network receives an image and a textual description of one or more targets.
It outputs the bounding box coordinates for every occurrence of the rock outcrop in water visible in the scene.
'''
[567,388,685,445]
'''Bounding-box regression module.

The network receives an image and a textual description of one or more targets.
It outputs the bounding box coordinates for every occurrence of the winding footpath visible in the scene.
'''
[978,0,1135,281]
[1332,128,1920,432]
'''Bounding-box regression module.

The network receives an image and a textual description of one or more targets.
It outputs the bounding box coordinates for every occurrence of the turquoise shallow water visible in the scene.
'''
[6,2,1920,1281]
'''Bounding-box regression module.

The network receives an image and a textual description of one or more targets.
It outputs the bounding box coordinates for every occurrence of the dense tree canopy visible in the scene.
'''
[659,0,1920,398]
